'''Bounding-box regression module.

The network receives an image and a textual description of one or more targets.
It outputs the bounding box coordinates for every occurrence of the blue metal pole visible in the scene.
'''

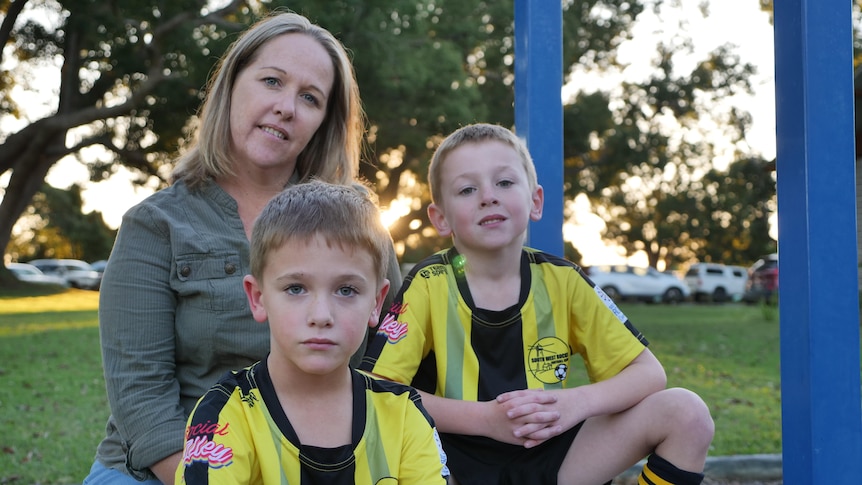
[514,0,563,255]
[774,0,862,481]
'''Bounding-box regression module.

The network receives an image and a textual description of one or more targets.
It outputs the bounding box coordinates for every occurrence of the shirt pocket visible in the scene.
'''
[174,252,246,312]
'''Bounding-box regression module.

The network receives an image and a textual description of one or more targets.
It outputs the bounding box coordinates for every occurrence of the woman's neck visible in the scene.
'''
[217,175,287,239]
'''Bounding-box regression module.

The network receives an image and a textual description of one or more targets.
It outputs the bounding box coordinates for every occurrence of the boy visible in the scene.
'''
[361,124,714,485]
[176,181,449,484]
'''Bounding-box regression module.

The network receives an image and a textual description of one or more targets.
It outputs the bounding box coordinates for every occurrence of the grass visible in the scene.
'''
[560,302,782,457]
[0,289,104,485]
[626,303,782,456]
[0,289,783,484]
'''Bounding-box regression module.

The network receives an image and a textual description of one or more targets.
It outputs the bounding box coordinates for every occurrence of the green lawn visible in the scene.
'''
[1,289,104,484]
[0,289,784,484]
[625,303,782,456]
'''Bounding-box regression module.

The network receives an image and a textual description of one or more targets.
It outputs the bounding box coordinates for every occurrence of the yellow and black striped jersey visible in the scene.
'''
[176,360,449,484]
[361,247,648,400]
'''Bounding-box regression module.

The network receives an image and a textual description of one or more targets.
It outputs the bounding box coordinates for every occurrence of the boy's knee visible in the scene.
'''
[661,387,715,441]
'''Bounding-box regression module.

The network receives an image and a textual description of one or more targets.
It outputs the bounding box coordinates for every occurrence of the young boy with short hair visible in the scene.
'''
[176,181,449,484]
[361,123,714,485]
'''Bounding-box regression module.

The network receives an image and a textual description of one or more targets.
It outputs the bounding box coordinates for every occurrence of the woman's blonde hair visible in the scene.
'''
[172,11,364,188]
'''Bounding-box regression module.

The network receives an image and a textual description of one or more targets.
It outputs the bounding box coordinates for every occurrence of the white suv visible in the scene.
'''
[684,263,748,302]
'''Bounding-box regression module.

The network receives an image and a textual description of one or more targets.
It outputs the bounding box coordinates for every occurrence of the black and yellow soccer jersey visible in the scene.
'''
[360,247,649,401]
[176,360,449,485]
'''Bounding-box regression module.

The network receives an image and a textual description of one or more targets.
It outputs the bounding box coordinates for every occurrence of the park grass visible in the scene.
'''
[625,304,782,456]
[0,289,783,484]
[560,302,783,457]
[0,289,104,484]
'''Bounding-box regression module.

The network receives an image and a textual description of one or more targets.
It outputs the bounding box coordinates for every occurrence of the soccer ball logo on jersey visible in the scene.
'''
[527,337,571,384]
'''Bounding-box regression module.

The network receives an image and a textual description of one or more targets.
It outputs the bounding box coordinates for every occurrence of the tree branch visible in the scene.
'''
[0,0,27,66]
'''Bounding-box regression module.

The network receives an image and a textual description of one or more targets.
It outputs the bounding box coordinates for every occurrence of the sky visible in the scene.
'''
[9,1,777,265]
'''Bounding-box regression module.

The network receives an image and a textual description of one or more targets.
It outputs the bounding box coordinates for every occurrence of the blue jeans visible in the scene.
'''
[82,460,163,485]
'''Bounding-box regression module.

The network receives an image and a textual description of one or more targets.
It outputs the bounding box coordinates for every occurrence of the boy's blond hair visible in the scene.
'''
[428,123,539,205]
[249,180,390,284]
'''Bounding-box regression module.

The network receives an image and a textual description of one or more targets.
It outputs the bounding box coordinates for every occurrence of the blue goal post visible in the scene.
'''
[514,0,862,481]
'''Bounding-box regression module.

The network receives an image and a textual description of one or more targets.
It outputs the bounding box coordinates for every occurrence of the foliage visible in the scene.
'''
[6,183,116,262]
[286,0,651,258]
[689,157,777,265]
[2,0,774,267]
[0,0,261,255]
[563,5,765,269]
[0,0,656,261]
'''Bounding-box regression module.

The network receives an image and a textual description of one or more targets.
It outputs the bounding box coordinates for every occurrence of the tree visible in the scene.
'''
[561,3,768,268]
[1,0,259,259]
[292,0,647,258]
[1,0,649,265]
[689,157,777,265]
[7,183,116,262]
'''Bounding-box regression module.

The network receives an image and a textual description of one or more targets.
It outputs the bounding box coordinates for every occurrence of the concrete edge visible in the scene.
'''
[615,454,783,483]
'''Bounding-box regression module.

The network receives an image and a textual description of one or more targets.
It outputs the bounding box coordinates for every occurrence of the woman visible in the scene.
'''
[83,11,401,484]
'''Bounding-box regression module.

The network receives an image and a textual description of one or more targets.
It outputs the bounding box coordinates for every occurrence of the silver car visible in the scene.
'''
[7,262,70,287]
[27,259,102,290]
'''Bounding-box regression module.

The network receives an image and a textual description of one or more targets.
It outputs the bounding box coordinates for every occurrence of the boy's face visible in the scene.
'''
[428,140,543,253]
[243,234,389,376]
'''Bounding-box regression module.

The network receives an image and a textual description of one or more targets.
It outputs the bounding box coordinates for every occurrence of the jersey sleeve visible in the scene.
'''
[569,267,649,383]
[395,391,450,484]
[176,382,257,484]
[360,268,435,384]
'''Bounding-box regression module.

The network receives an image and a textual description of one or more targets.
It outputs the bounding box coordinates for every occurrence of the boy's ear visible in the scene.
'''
[369,279,392,328]
[428,203,453,237]
[243,274,269,323]
[530,184,544,222]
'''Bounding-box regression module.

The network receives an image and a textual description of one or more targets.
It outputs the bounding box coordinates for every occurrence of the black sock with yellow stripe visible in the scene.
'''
[638,454,704,485]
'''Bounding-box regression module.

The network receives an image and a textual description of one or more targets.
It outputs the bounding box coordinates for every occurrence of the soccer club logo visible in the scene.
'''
[527,337,571,384]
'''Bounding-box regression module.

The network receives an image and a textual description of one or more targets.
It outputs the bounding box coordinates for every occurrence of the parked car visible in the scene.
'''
[743,254,778,304]
[684,263,748,302]
[7,262,70,287]
[586,264,690,303]
[90,259,108,274]
[27,258,102,290]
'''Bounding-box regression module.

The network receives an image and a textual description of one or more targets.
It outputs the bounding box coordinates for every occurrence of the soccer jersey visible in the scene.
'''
[361,247,648,401]
[360,247,648,483]
[176,360,449,485]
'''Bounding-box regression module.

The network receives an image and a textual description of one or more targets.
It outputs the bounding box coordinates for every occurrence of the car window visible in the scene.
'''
[631,266,649,277]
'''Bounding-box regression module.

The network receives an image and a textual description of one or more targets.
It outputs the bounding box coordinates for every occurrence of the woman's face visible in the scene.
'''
[228,33,334,182]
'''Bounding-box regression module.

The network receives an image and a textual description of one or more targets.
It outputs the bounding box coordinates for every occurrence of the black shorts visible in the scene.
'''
[441,421,584,485]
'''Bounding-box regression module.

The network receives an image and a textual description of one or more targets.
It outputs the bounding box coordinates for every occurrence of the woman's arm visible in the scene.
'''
[99,202,187,474]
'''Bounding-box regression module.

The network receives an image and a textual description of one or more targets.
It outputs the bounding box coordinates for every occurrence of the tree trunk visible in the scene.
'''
[0,123,67,256]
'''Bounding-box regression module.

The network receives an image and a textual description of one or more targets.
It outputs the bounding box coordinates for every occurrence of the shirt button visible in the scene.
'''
[180,265,191,277]
[224,263,236,275]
